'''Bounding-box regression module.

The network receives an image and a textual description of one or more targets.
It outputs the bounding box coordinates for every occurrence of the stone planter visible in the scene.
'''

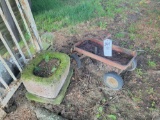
[22,52,70,98]
[26,69,73,105]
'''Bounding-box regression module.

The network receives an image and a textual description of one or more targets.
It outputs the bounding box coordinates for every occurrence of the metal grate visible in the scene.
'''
[0,0,42,109]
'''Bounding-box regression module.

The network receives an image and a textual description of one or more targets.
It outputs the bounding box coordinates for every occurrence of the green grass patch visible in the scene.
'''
[31,0,139,32]
[105,0,124,18]
[129,33,136,41]
[97,21,107,29]
[148,60,156,68]
[32,0,106,32]
[135,68,143,77]
[115,32,125,38]
[128,24,137,33]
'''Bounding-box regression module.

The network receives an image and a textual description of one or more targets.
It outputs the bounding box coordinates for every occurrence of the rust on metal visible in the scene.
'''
[106,77,118,88]
[74,39,137,71]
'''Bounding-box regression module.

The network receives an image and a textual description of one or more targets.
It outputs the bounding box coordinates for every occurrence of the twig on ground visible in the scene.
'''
[147,70,160,74]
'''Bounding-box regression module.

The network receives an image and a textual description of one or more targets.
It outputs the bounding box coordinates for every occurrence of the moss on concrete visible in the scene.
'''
[26,69,73,104]
[22,51,70,85]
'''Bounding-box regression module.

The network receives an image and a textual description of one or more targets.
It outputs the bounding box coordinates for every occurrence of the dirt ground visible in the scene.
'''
[4,1,160,120]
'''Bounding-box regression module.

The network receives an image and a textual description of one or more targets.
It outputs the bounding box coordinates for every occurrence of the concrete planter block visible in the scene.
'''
[22,52,70,98]
[34,107,67,120]
[26,69,73,105]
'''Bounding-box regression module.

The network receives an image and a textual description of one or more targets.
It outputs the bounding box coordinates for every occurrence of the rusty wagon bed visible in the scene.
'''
[71,39,137,90]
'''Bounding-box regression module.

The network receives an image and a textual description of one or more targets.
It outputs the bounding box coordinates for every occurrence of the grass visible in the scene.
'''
[128,24,137,33]
[31,0,139,32]
[135,68,143,77]
[115,32,125,38]
[129,33,136,41]
[148,60,156,68]
[105,0,124,18]
[146,87,154,95]
[107,114,117,120]
[32,0,106,32]
[28,1,160,119]
[98,21,107,29]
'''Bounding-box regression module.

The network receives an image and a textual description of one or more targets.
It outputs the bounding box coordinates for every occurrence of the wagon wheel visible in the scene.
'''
[70,53,82,69]
[127,59,137,71]
[103,72,124,90]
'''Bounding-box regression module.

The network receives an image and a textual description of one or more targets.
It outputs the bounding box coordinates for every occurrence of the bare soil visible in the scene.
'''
[4,1,160,120]
[77,40,133,65]
[33,59,59,77]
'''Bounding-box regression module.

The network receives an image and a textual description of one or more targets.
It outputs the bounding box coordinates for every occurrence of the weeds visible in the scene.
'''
[146,88,154,94]
[129,45,134,49]
[127,90,142,103]
[96,106,104,119]
[132,96,142,102]
[151,101,155,108]
[98,21,107,29]
[115,32,125,38]
[135,68,143,77]
[148,60,156,68]
[129,34,136,41]
[149,101,157,111]
[96,105,117,120]
[107,114,117,120]
[128,24,137,33]
[120,41,127,47]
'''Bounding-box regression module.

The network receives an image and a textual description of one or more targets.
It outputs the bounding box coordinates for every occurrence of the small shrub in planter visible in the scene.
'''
[22,51,70,98]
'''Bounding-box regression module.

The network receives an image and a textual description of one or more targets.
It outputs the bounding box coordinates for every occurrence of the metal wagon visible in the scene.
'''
[71,39,137,90]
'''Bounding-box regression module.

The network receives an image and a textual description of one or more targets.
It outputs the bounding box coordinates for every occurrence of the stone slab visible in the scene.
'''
[34,107,67,120]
